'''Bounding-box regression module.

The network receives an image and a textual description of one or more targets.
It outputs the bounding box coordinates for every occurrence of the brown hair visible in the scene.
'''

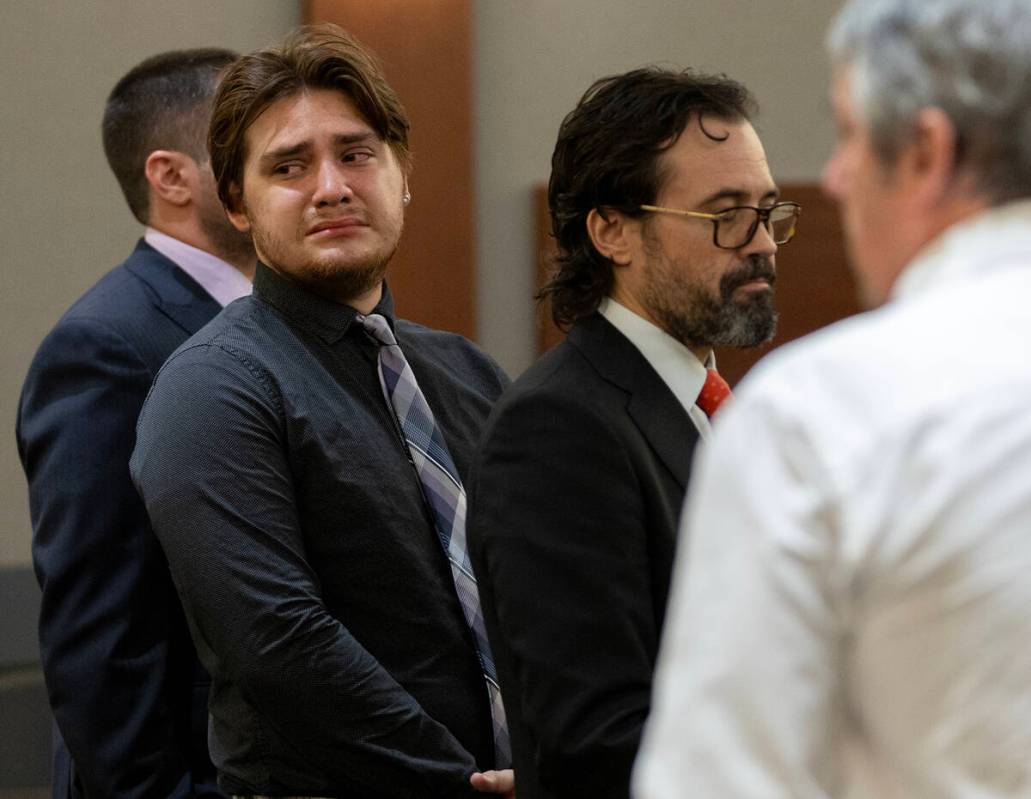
[540,67,756,329]
[208,23,410,209]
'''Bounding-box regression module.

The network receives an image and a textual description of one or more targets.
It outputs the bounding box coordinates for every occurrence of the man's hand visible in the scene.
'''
[470,769,515,798]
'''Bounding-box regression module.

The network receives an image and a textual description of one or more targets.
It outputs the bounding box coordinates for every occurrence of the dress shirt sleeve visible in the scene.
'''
[633,388,845,799]
[130,345,479,798]
[469,387,660,799]
[17,318,199,798]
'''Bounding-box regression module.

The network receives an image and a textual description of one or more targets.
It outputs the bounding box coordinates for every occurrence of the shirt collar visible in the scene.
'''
[144,227,251,307]
[252,261,396,344]
[599,297,713,416]
[893,199,1031,303]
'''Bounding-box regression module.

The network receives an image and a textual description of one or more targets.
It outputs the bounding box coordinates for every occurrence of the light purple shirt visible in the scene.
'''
[144,228,251,307]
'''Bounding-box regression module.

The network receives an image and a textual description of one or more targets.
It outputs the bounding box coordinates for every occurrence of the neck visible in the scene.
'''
[344,281,383,315]
[607,291,711,363]
[263,264,385,314]
[148,211,256,280]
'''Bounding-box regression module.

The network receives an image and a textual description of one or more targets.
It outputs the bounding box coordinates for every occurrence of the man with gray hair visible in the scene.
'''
[633,1,1031,796]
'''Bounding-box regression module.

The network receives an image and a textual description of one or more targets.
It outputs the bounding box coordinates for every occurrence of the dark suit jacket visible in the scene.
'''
[467,312,699,799]
[17,240,226,798]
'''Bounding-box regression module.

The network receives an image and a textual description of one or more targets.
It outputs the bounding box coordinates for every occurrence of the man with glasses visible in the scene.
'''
[635,1,1031,797]
[466,67,797,799]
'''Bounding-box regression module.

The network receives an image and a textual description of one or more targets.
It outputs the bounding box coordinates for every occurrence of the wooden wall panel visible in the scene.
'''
[535,183,860,386]
[304,0,475,338]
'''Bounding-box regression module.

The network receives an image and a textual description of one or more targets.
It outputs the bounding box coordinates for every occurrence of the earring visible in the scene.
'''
[403,191,412,205]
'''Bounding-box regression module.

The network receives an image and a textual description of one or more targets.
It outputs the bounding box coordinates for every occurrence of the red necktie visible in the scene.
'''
[696,368,732,418]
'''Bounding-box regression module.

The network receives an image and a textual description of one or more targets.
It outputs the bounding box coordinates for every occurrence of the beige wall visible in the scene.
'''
[0,1,301,567]
[1,1,843,567]
[474,0,845,374]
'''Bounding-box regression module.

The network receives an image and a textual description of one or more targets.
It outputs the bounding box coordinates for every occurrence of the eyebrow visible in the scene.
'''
[698,187,781,207]
[259,131,378,164]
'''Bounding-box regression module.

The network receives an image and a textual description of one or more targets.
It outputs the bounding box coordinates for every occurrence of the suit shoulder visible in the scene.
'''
[31,250,205,378]
[486,339,622,442]
[56,261,155,332]
[27,262,159,375]
[502,336,611,403]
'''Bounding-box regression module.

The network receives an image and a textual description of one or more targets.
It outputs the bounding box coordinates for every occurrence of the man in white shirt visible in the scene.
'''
[466,67,800,799]
[17,49,255,799]
[634,1,1031,797]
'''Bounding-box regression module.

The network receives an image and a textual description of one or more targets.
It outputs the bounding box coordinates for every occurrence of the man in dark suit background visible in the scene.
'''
[467,67,800,799]
[17,49,255,798]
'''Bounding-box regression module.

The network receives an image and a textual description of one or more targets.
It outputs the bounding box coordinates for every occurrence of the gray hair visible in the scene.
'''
[828,0,1031,202]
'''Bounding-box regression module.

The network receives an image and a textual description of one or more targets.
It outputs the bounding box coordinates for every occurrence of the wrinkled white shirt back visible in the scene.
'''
[634,201,1031,799]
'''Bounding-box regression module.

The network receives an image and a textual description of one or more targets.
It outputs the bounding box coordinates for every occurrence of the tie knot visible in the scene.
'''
[697,368,732,418]
[358,313,397,348]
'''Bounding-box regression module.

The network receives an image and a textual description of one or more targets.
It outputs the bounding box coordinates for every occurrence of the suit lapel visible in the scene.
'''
[569,314,698,488]
[124,240,223,335]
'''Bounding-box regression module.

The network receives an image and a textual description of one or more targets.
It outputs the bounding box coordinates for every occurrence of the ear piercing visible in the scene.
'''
[403,191,412,205]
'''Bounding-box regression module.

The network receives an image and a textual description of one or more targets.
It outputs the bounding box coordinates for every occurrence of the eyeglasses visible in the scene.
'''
[638,201,801,249]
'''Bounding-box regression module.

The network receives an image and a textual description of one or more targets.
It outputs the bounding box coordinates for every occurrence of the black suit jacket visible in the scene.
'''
[468,312,699,799]
[17,240,225,798]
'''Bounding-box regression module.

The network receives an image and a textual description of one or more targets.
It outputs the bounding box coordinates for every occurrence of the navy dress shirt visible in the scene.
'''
[131,263,509,798]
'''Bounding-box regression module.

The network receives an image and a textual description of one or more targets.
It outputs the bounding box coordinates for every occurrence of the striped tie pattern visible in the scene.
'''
[358,313,511,767]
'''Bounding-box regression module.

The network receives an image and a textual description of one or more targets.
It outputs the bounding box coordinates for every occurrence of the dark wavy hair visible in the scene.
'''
[540,67,757,328]
[102,48,238,225]
[209,23,410,210]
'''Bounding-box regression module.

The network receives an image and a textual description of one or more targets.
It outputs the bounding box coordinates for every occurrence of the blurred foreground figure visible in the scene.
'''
[635,1,1031,797]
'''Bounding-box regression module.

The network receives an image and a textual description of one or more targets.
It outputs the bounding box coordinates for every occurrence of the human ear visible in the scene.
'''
[224,185,251,233]
[586,207,638,267]
[144,150,194,207]
[905,107,961,206]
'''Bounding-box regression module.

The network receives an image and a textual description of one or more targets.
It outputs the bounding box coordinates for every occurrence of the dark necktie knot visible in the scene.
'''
[697,368,732,418]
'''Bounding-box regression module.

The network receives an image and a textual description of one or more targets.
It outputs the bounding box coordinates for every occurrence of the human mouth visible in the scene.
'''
[307,217,368,237]
[722,258,776,298]
[734,278,773,292]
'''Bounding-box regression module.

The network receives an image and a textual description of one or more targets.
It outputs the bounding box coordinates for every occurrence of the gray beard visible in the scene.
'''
[644,254,778,351]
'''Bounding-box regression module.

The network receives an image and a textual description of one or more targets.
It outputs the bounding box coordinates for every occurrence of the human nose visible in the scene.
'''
[741,213,778,259]
[312,159,354,207]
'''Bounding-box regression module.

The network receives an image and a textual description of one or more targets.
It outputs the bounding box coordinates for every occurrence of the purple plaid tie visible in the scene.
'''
[358,313,511,767]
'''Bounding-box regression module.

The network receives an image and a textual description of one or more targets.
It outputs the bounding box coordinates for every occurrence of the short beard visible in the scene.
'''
[643,247,778,351]
[304,252,392,301]
[251,222,398,304]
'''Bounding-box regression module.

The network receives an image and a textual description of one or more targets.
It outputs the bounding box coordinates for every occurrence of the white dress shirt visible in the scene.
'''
[599,298,715,439]
[144,227,251,307]
[633,201,1031,799]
